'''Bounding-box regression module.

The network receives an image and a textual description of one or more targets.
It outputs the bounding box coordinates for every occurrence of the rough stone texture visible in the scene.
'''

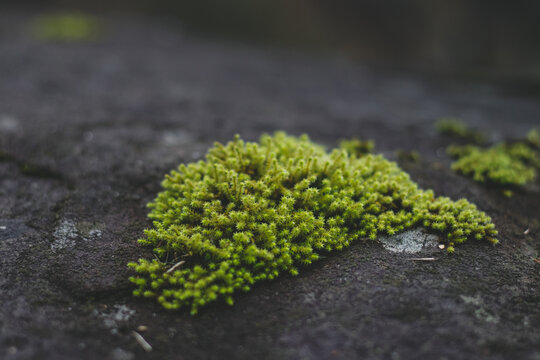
[1,10,539,360]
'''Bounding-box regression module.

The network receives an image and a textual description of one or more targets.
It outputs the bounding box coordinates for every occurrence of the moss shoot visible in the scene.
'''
[129,132,497,314]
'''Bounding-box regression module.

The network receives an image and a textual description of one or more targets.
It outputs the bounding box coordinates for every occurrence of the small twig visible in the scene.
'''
[166,260,185,274]
[408,257,436,261]
[131,331,152,352]
[534,258,540,264]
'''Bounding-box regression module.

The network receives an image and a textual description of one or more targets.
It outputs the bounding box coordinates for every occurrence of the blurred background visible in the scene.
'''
[6,0,540,90]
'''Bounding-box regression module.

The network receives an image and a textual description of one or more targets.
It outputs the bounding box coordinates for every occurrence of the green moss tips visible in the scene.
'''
[448,142,540,187]
[30,13,102,42]
[339,138,374,157]
[435,118,486,144]
[129,132,497,314]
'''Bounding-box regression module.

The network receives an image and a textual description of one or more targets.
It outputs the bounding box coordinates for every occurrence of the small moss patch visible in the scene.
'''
[527,128,540,148]
[436,119,540,192]
[396,150,420,163]
[447,139,540,188]
[129,132,497,313]
[436,118,486,144]
[339,138,374,157]
[30,13,102,42]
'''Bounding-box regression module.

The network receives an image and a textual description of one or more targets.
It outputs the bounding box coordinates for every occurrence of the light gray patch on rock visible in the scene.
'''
[85,229,102,241]
[110,348,135,360]
[460,294,499,324]
[460,295,482,306]
[51,220,78,251]
[97,304,136,335]
[379,227,439,253]
[51,219,103,251]
[162,129,194,146]
[0,114,19,133]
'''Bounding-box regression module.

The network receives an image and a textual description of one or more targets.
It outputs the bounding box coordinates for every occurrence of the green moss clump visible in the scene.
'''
[129,132,497,314]
[436,118,486,144]
[30,13,102,42]
[448,142,540,186]
[339,138,374,157]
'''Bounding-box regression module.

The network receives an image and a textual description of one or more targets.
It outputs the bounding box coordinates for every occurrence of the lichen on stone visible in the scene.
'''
[129,132,497,314]
[51,219,103,251]
[378,227,438,253]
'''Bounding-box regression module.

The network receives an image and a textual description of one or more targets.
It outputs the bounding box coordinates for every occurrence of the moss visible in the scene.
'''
[502,190,514,198]
[339,138,374,157]
[129,132,497,314]
[448,142,540,186]
[0,150,14,162]
[527,128,540,149]
[436,118,486,144]
[442,124,540,193]
[30,13,102,42]
[396,150,420,163]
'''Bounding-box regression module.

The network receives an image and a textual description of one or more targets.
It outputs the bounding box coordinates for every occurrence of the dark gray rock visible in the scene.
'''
[0,10,539,360]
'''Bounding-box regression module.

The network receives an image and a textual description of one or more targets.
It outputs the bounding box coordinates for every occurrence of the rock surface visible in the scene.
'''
[0,10,539,360]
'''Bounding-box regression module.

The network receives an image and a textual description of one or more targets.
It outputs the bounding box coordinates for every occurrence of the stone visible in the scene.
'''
[0,10,538,360]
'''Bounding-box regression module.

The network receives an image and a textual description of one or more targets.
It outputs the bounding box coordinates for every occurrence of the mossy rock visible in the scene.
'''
[129,132,497,314]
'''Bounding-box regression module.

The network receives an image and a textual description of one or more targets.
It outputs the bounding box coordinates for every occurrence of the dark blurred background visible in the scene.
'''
[5,0,540,89]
